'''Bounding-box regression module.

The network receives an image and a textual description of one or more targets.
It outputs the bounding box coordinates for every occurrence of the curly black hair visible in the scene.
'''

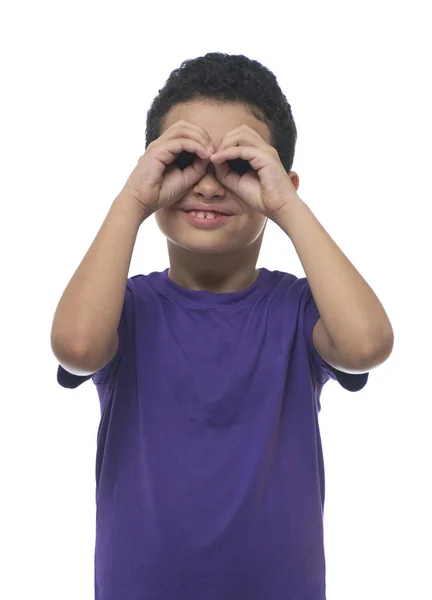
[145,52,297,173]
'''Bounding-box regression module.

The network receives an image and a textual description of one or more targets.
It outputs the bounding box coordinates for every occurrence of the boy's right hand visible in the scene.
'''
[122,120,216,215]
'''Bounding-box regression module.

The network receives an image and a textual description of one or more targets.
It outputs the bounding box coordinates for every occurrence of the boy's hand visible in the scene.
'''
[209,125,300,219]
[123,120,215,214]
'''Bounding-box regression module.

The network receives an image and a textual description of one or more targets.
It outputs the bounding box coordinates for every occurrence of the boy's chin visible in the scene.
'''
[165,234,242,254]
[156,212,267,254]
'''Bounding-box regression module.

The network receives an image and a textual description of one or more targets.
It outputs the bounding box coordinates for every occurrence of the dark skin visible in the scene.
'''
[155,100,300,293]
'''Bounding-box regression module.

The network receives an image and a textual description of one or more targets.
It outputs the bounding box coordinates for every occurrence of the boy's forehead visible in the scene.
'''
[162,100,271,145]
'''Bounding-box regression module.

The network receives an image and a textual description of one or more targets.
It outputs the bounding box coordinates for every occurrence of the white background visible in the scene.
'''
[1,1,431,598]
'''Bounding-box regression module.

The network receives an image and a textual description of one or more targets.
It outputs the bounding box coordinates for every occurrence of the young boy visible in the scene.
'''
[51,53,393,600]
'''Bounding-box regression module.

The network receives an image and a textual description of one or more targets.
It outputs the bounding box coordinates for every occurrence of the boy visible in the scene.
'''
[51,53,394,600]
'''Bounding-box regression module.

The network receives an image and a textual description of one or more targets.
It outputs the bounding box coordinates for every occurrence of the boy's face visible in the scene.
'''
[155,100,273,255]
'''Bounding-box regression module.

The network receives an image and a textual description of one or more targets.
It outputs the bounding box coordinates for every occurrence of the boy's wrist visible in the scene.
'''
[115,188,155,224]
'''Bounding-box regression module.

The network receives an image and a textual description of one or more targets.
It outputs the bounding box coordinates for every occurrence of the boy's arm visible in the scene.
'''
[51,189,150,373]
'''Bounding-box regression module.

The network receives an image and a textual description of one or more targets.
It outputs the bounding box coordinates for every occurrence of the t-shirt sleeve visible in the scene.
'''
[56,282,133,389]
[302,280,369,392]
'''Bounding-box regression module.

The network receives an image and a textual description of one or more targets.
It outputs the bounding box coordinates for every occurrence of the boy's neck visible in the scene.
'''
[167,253,260,294]
[164,222,266,293]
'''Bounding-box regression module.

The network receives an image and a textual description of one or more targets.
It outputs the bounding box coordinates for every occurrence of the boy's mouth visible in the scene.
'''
[180,210,233,227]
[177,202,236,216]
[185,210,229,218]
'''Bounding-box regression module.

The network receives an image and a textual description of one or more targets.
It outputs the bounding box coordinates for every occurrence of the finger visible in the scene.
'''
[210,145,258,163]
[182,158,212,189]
[165,121,215,154]
[165,138,213,162]
[216,131,266,154]
[220,124,260,141]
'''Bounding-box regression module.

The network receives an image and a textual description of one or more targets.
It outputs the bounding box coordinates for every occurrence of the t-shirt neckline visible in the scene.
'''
[155,267,274,306]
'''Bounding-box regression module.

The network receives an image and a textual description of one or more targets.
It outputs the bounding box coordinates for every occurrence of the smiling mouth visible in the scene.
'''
[184,210,230,218]
[179,210,233,226]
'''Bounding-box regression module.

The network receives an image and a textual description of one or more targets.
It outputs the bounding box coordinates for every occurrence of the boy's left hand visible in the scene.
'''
[210,125,299,219]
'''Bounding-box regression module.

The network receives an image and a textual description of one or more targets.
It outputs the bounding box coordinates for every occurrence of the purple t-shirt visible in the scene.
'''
[58,268,368,600]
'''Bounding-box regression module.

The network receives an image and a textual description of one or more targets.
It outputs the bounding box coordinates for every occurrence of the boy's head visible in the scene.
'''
[145,53,298,258]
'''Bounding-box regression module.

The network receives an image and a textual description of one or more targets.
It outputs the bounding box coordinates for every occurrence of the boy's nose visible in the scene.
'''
[193,166,226,200]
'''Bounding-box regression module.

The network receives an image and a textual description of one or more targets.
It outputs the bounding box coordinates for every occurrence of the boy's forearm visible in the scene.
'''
[51,189,151,356]
[274,197,394,358]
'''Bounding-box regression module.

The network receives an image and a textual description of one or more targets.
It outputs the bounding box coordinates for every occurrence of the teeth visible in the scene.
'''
[190,211,219,219]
